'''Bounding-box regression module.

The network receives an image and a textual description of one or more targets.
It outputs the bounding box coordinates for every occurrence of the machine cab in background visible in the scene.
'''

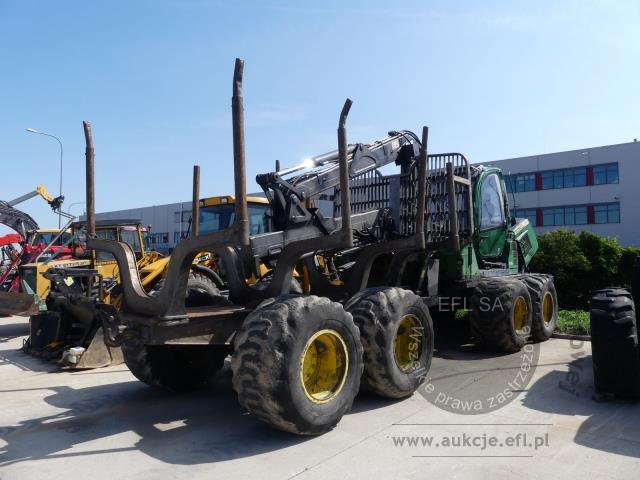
[198,195,270,235]
[72,219,150,262]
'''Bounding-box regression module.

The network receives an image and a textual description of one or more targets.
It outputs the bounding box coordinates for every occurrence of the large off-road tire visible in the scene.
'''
[590,288,640,398]
[252,275,303,294]
[186,271,229,306]
[470,278,533,353]
[345,287,434,399]
[122,272,229,392]
[520,274,558,342]
[122,339,230,392]
[151,271,230,306]
[231,295,363,435]
[631,257,640,333]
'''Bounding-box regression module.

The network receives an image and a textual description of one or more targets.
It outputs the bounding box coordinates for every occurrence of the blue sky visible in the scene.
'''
[1,0,638,231]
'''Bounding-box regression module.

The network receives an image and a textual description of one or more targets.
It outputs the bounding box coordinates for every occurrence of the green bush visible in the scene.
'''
[530,230,639,309]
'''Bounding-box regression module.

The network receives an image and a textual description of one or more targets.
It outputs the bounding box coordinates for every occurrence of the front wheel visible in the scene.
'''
[470,278,533,353]
[231,295,363,435]
[521,274,558,342]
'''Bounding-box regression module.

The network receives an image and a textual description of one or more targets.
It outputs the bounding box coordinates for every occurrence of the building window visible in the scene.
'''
[594,203,620,224]
[593,163,619,185]
[541,203,618,226]
[540,167,587,190]
[149,232,169,245]
[174,231,183,243]
[541,171,556,190]
[505,174,535,193]
[562,206,588,225]
[574,206,588,225]
[514,208,537,226]
[565,167,586,188]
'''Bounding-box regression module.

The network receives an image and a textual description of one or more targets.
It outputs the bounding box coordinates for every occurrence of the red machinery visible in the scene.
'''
[0,231,73,293]
[0,186,74,298]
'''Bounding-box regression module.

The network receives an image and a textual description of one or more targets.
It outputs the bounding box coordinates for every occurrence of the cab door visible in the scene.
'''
[476,172,508,259]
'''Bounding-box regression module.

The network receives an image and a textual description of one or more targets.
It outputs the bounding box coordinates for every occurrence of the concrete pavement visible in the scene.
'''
[1,315,638,479]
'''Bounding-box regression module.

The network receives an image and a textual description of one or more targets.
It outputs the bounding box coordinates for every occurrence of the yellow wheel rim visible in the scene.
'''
[394,314,424,373]
[513,296,528,334]
[542,291,555,326]
[300,329,349,404]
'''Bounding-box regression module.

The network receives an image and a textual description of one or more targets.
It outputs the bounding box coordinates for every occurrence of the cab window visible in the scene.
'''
[480,174,505,230]
[120,229,142,254]
[95,229,117,261]
[27,231,71,246]
[199,204,269,235]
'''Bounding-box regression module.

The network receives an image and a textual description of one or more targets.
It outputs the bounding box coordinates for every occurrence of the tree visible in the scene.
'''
[530,230,639,309]
[530,230,591,308]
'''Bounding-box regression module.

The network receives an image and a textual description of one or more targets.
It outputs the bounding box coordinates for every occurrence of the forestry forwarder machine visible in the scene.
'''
[47,59,557,435]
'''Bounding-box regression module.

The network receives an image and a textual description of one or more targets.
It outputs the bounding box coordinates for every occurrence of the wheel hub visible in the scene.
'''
[300,329,349,404]
[394,314,424,373]
[542,291,554,326]
[513,296,529,334]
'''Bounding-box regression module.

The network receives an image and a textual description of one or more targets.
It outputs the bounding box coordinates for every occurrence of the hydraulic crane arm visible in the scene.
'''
[7,185,64,211]
[257,131,421,203]
[0,185,70,238]
[255,131,422,233]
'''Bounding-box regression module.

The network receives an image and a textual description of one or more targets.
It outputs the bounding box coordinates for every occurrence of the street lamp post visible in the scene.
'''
[26,128,64,228]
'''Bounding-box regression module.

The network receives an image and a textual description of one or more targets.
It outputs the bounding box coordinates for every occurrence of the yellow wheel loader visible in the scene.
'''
[22,219,223,368]
[196,194,303,291]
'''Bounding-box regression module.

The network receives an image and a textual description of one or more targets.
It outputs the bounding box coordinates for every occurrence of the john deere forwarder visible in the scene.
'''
[49,59,557,435]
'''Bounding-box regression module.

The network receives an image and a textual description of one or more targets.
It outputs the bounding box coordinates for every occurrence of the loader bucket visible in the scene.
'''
[72,327,124,369]
[0,291,39,316]
[24,312,123,369]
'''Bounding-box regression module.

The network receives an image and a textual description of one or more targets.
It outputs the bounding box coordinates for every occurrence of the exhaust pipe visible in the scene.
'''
[232,58,249,246]
[446,161,460,252]
[415,126,429,249]
[192,165,200,237]
[337,98,353,247]
[83,121,95,237]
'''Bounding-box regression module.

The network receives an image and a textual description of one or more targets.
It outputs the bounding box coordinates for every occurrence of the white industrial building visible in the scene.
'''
[93,141,640,251]
[489,140,639,246]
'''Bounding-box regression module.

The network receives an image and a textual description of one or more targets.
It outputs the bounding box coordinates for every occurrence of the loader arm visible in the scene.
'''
[1,185,70,238]
[256,130,421,229]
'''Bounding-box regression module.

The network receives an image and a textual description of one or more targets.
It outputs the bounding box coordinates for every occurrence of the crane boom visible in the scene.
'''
[8,185,58,207]
[1,185,70,238]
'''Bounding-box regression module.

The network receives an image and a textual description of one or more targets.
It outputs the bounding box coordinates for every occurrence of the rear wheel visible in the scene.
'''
[122,271,229,391]
[231,295,363,435]
[470,278,532,353]
[346,287,434,398]
[122,340,229,392]
[521,274,558,342]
